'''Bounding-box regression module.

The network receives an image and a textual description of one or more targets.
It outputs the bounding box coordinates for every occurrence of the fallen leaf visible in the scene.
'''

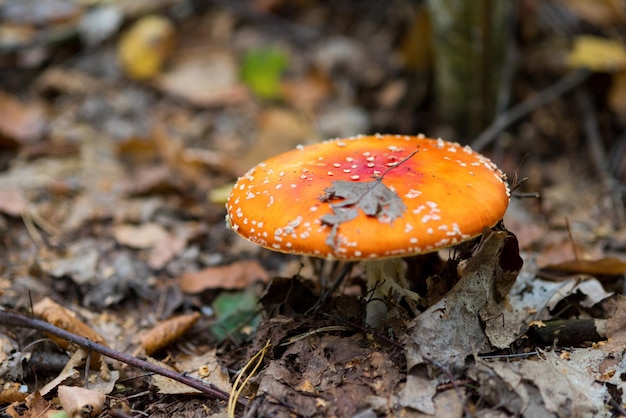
[58,385,105,417]
[520,350,609,416]
[140,312,201,356]
[0,90,47,146]
[178,260,269,293]
[113,223,169,249]
[0,188,26,216]
[256,335,399,417]
[33,297,106,368]
[155,350,232,394]
[319,157,414,249]
[567,35,626,72]
[240,46,289,99]
[154,50,248,106]
[25,391,50,418]
[544,278,613,310]
[403,228,523,379]
[117,15,175,80]
[209,289,261,342]
[38,242,100,285]
[147,234,187,270]
[0,382,27,404]
[541,256,626,276]
[320,179,407,225]
[397,368,437,414]
[601,295,626,353]
[148,352,232,395]
[468,359,549,416]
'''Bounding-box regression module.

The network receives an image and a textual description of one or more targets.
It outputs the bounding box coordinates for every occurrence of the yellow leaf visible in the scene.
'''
[567,35,626,72]
[117,15,175,80]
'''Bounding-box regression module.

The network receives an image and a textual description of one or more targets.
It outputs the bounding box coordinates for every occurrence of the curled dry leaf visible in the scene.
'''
[541,256,626,277]
[402,229,523,377]
[151,350,232,395]
[0,188,27,217]
[154,50,248,107]
[117,15,176,80]
[567,35,626,72]
[178,260,269,293]
[33,297,106,369]
[0,90,47,145]
[112,223,169,249]
[140,312,201,356]
[58,385,105,418]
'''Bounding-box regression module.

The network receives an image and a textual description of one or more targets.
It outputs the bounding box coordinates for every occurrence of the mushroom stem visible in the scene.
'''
[364,259,420,329]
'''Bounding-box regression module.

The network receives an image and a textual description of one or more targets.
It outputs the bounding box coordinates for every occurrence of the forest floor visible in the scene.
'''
[2,1,626,417]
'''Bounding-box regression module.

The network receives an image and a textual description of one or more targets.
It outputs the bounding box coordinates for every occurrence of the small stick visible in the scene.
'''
[0,309,241,405]
[564,217,581,262]
[575,88,626,228]
[472,69,591,151]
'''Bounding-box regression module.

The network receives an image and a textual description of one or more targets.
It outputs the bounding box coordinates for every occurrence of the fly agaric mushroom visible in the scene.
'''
[226,134,510,328]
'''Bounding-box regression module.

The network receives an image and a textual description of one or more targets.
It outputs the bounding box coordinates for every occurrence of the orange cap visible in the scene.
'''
[226,134,509,260]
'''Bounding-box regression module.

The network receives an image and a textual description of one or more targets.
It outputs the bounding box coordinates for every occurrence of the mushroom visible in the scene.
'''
[226,134,510,328]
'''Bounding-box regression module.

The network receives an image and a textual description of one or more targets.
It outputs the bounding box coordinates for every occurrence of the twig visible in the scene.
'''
[0,308,241,405]
[564,217,581,261]
[472,69,591,151]
[575,88,626,228]
[478,350,539,360]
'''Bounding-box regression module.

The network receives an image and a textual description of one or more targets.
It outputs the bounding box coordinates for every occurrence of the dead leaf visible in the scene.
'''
[0,382,27,404]
[0,188,26,217]
[256,334,399,417]
[152,350,232,394]
[403,229,523,380]
[140,312,201,356]
[148,234,187,270]
[0,90,47,146]
[58,385,105,417]
[178,260,269,293]
[25,391,50,418]
[320,176,408,249]
[544,278,612,310]
[321,179,407,224]
[112,223,169,249]
[38,242,100,285]
[154,50,248,106]
[33,297,106,368]
[541,256,626,276]
[567,35,626,72]
[601,295,626,353]
[520,350,609,416]
[147,353,232,395]
[118,15,175,80]
[396,368,437,414]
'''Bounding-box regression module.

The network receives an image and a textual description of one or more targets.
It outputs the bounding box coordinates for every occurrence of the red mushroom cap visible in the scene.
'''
[226,134,509,260]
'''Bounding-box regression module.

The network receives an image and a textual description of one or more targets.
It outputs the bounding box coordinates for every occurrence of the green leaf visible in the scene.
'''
[240,47,289,99]
[209,289,260,342]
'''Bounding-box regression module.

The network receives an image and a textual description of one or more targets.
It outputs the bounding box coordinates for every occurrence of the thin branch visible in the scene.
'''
[575,88,626,228]
[472,69,591,151]
[0,308,242,405]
